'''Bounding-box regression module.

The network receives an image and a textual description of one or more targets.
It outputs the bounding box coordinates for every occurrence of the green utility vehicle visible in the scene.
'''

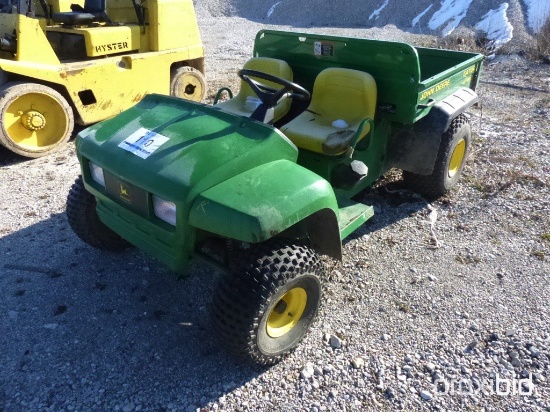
[66,30,483,365]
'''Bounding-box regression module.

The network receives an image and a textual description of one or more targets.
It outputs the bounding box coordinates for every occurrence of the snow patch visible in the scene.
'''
[476,3,514,48]
[523,0,550,33]
[369,0,390,20]
[412,4,433,27]
[429,0,474,36]
[267,1,282,19]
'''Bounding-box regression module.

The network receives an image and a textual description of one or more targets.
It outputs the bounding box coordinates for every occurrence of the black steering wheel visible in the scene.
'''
[238,69,310,108]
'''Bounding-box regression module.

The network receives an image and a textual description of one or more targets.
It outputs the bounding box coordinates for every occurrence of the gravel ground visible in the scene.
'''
[1,11,549,412]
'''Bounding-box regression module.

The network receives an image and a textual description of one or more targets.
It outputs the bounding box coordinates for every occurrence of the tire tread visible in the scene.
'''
[66,176,130,251]
[211,239,322,365]
[403,114,470,199]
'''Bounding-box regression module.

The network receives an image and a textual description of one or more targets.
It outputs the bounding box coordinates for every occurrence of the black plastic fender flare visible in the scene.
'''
[388,87,479,175]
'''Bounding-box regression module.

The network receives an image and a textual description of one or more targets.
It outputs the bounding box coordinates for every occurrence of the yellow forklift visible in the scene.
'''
[0,0,205,157]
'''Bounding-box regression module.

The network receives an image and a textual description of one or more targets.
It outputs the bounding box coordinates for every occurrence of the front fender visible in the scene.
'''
[189,159,340,251]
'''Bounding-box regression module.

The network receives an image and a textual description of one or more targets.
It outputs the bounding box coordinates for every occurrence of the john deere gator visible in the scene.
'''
[66,30,483,364]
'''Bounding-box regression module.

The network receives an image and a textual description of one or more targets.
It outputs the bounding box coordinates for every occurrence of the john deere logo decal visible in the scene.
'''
[118,182,132,204]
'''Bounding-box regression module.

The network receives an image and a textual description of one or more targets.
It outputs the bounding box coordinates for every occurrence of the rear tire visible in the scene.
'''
[66,176,131,251]
[403,114,471,199]
[0,82,74,158]
[212,239,323,365]
[170,66,207,102]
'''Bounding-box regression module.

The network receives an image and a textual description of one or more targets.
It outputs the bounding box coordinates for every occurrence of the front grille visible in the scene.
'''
[104,172,150,217]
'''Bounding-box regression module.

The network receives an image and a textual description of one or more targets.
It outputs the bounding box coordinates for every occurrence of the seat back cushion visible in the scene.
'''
[84,0,106,14]
[281,68,377,154]
[309,68,376,122]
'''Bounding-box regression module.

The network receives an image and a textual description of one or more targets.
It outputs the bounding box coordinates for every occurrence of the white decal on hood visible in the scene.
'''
[118,128,169,159]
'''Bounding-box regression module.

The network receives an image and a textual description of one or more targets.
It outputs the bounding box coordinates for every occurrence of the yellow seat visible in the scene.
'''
[216,57,294,122]
[281,68,377,155]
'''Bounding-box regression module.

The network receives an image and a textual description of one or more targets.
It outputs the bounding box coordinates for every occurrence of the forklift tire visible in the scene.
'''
[66,176,131,251]
[170,66,206,102]
[0,82,74,158]
[212,239,323,365]
[403,114,471,199]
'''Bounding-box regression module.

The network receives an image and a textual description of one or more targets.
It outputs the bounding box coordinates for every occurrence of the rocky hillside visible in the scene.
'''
[195,0,549,51]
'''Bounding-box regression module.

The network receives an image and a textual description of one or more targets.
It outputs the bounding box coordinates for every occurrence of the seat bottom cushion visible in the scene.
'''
[281,112,369,155]
[216,96,290,122]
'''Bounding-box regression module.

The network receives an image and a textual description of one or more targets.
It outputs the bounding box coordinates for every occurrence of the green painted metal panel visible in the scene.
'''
[189,160,339,242]
[414,47,484,121]
[77,94,298,203]
[95,197,189,272]
[337,198,374,240]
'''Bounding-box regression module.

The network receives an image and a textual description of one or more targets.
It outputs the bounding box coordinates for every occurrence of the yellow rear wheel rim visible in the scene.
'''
[266,287,307,338]
[448,138,466,178]
[176,72,205,102]
[4,92,69,149]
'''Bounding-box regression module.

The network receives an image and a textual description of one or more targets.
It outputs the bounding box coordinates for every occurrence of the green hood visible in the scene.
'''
[76,94,298,202]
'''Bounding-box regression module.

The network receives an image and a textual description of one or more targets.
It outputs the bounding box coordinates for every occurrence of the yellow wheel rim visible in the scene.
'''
[4,92,69,150]
[175,72,205,102]
[266,287,307,338]
[448,138,466,178]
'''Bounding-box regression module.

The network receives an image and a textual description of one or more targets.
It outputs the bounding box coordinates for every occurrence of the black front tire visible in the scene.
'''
[403,114,471,199]
[212,239,323,365]
[66,176,131,251]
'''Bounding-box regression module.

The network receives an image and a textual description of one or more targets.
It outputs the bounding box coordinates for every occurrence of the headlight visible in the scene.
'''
[89,162,105,187]
[152,195,177,226]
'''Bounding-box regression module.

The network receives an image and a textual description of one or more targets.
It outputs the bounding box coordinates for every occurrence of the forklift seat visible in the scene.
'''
[281,68,377,155]
[52,0,110,26]
[216,57,294,123]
